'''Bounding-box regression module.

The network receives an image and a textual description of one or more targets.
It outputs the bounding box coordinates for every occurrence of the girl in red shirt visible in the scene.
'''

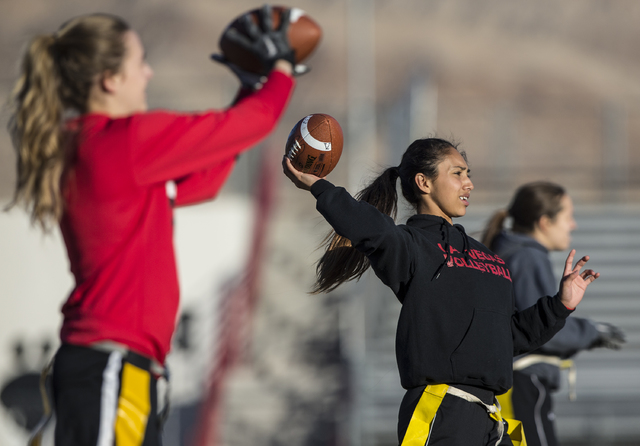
[9,10,297,446]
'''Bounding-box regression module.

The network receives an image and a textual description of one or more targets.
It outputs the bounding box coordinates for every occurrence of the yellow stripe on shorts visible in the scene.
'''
[115,362,151,446]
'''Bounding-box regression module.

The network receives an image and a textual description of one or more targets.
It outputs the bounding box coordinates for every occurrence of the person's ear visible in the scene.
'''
[101,71,121,94]
[537,215,552,233]
[414,173,431,195]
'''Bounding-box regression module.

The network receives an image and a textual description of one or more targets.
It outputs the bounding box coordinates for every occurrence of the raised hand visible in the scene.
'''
[558,249,600,310]
[229,5,295,73]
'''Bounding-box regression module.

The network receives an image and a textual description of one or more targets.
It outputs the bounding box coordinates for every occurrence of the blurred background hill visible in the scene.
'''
[1,1,639,445]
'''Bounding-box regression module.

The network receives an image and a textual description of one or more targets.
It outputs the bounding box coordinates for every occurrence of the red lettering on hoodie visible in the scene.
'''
[472,259,486,272]
[476,261,487,273]
[438,245,512,281]
[437,243,461,255]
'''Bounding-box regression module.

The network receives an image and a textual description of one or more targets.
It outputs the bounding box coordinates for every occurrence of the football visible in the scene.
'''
[285,114,344,177]
[219,6,322,75]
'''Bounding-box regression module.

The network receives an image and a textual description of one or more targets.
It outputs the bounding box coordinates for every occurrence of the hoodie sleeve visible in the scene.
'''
[541,317,600,357]
[508,246,600,357]
[511,292,574,355]
[311,180,415,296]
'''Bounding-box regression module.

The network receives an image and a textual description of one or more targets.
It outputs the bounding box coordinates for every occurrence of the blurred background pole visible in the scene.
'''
[344,0,376,445]
[491,103,516,190]
[346,0,376,194]
[602,101,629,202]
[387,70,438,221]
[409,70,438,143]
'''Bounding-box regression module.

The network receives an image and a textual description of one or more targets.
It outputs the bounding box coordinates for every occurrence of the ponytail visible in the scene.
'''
[481,209,508,250]
[482,182,567,250]
[312,137,460,294]
[312,166,400,294]
[8,34,65,230]
[6,14,130,231]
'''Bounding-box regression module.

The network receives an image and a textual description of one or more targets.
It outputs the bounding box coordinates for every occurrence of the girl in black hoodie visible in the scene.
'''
[282,138,600,446]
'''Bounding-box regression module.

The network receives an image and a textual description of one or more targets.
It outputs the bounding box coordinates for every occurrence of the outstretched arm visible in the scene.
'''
[130,70,294,186]
[282,156,414,295]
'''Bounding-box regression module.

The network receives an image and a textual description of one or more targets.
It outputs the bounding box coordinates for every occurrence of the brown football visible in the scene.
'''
[285,114,344,177]
[219,6,322,75]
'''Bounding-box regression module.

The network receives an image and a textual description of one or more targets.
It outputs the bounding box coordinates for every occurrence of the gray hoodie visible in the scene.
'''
[491,231,600,389]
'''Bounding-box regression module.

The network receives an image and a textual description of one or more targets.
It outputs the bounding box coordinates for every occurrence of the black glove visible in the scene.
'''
[228,4,295,75]
[211,53,267,91]
[590,322,626,350]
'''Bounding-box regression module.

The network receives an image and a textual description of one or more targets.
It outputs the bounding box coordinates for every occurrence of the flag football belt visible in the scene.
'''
[401,384,527,446]
[513,354,576,401]
[90,341,167,378]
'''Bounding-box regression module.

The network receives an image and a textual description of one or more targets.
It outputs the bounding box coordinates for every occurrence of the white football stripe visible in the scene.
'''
[290,8,305,23]
[301,115,332,152]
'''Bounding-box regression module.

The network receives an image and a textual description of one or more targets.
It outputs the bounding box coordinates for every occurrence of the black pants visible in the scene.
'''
[52,344,162,446]
[512,371,557,446]
[398,385,514,446]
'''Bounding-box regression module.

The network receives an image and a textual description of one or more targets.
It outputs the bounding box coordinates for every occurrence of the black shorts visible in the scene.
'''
[52,343,162,446]
[511,371,557,446]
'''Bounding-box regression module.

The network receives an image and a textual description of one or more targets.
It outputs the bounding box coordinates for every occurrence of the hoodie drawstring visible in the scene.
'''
[432,221,473,280]
[432,220,450,280]
[454,223,472,261]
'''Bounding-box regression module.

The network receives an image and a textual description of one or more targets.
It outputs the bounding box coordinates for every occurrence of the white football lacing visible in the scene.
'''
[286,139,302,159]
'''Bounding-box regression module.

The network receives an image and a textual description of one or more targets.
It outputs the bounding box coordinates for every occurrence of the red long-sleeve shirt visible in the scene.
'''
[59,71,294,364]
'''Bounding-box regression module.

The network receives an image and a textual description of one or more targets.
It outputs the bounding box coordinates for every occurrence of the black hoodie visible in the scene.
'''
[311,180,573,394]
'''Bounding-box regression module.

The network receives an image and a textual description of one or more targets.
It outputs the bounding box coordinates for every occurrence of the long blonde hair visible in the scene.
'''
[7,14,129,230]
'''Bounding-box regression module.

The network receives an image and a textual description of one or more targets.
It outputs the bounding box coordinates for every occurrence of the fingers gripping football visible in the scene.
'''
[228,5,295,71]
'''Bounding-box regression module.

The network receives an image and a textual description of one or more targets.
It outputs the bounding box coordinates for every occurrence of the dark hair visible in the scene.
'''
[482,181,566,249]
[7,14,130,230]
[312,138,463,294]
